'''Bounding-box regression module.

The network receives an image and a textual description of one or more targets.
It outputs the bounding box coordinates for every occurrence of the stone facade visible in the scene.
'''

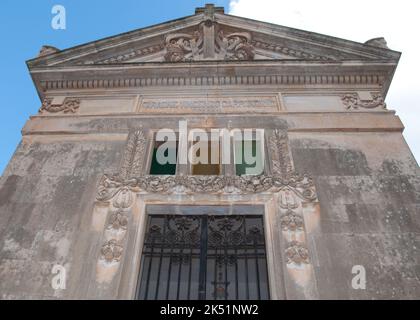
[0,4,419,299]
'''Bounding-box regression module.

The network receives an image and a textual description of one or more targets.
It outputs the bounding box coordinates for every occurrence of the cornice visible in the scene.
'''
[30,60,395,96]
[216,13,401,61]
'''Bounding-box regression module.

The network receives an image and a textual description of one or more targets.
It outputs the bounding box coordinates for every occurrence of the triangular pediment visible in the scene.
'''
[27,4,400,68]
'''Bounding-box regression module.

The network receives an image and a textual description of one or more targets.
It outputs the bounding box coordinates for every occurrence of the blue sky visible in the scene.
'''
[0,0,418,175]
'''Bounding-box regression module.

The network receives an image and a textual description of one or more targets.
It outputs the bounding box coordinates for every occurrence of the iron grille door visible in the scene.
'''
[136,214,270,300]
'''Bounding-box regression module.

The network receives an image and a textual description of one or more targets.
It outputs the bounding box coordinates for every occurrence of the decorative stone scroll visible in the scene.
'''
[164,27,255,62]
[39,98,80,114]
[216,31,255,61]
[96,173,317,199]
[164,31,203,62]
[342,92,386,110]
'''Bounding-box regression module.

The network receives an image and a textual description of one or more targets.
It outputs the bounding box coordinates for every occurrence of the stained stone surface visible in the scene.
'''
[0,5,418,300]
[289,133,420,299]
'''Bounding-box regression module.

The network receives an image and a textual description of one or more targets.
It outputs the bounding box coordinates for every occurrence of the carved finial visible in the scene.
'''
[38,45,60,57]
[365,37,389,49]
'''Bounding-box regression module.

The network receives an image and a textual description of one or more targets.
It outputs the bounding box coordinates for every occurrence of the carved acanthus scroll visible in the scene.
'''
[96,173,317,201]
[216,31,255,61]
[39,98,80,114]
[164,26,255,62]
[164,31,203,62]
[342,93,386,110]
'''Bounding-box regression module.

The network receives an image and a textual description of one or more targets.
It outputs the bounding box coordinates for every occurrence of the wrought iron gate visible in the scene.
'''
[136,214,270,300]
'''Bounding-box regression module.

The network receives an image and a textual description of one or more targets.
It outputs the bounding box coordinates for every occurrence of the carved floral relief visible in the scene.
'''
[39,98,80,114]
[342,93,386,110]
[163,27,255,62]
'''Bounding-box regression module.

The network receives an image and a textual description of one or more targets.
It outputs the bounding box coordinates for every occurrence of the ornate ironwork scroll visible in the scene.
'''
[137,214,269,300]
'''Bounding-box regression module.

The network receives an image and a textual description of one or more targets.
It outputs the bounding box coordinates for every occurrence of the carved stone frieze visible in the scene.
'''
[164,27,255,62]
[40,74,385,91]
[39,98,80,114]
[342,93,386,110]
[141,96,279,113]
[285,241,310,265]
[96,173,317,200]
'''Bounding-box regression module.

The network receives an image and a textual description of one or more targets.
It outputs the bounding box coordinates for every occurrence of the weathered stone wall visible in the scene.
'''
[0,136,126,299]
[290,132,420,299]
[0,105,418,300]
[0,83,420,299]
[4,4,414,300]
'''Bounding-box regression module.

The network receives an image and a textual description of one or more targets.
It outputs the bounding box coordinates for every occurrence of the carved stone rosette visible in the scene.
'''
[100,239,124,264]
[342,93,386,110]
[285,241,310,265]
[39,98,80,114]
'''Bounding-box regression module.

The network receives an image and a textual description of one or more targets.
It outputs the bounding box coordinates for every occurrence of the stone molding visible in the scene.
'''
[95,44,165,64]
[251,40,331,61]
[40,73,385,91]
